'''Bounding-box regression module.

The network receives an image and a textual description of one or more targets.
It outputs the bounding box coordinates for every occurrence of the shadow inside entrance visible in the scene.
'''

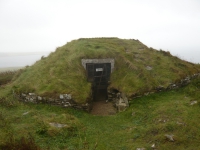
[93,88,107,101]
[90,88,116,116]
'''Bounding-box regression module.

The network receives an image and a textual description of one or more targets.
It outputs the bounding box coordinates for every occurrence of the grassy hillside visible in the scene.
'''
[11,38,200,103]
[0,75,200,149]
[0,71,18,86]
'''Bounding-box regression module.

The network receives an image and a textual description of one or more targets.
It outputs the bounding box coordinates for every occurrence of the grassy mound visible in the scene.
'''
[0,71,17,86]
[11,38,200,103]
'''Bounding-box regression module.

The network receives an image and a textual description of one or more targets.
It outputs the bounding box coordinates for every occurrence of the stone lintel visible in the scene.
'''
[81,58,114,72]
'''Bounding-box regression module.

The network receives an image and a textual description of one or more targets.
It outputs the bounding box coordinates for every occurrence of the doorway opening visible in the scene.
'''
[81,59,116,115]
[86,62,111,101]
[93,88,108,101]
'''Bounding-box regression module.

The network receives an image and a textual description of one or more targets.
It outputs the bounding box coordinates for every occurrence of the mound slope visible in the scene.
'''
[12,38,200,103]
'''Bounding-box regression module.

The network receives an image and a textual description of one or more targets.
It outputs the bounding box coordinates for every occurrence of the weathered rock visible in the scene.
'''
[116,97,128,112]
[158,118,168,123]
[172,84,176,87]
[121,93,129,107]
[21,93,26,97]
[55,99,60,103]
[63,102,71,107]
[155,85,165,92]
[165,134,174,141]
[151,143,156,148]
[49,122,67,128]
[29,93,36,96]
[38,96,42,101]
[117,103,127,111]
[190,101,197,105]
[60,94,64,99]
[136,148,145,150]
[176,121,185,126]
[48,98,54,102]
[22,111,29,116]
[146,66,152,70]
[25,96,29,101]
[29,97,34,102]
[64,94,72,100]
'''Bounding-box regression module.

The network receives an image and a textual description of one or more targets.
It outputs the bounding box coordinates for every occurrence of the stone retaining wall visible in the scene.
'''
[14,73,200,112]
[107,89,129,112]
[107,73,200,112]
[131,73,200,98]
[14,93,90,111]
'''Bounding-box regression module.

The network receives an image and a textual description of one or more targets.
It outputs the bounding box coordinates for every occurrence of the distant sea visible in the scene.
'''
[0,52,50,68]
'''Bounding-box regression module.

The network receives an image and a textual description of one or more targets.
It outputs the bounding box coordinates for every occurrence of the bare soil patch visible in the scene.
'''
[90,101,116,116]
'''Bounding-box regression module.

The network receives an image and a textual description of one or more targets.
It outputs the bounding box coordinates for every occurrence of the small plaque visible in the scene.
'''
[96,68,103,72]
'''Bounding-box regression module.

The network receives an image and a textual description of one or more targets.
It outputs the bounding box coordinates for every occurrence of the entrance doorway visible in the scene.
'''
[81,59,116,115]
[86,63,111,101]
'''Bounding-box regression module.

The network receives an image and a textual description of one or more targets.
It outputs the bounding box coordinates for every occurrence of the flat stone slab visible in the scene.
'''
[49,122,68,128]
[190,101,197,105]
[22,111,29,116]
[81,58,115,72]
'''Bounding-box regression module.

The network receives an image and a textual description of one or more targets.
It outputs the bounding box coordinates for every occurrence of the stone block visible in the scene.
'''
[60,94,64,99]
[29,98,34,102]
[38,96,42,101]
[65,102,71,106]
[146,66,152,70]
[63,94,71,100]
[49,122,67,128]
[21,93,26,97]
[117,103,127,112]
[29,93,36,96]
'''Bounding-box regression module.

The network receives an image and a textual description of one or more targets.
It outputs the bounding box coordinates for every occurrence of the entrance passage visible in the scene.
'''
[93,89,107,101]
[81,59,116,115]
[86,63,110,102]
[91,88,116,116]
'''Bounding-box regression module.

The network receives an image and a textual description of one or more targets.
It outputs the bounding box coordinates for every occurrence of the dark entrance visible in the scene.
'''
[86,63,111,101]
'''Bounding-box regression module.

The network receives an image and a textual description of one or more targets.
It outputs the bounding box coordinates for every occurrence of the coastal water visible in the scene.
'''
[0,55,45,68]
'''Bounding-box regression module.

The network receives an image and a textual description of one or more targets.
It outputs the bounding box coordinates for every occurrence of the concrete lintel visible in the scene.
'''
[81,58,114,72]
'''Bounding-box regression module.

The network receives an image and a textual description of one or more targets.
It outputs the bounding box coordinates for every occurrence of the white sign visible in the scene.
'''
[96,68,103,72]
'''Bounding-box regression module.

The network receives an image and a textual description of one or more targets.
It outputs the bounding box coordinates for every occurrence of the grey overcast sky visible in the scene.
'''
[0,0,200,63]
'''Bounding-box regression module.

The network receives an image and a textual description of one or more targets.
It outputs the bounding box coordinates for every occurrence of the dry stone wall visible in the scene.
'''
[14,73,200,113]
[131,73,200,98]
[107,89,129,112]
[107,73,200,112]
[15,93,90,111]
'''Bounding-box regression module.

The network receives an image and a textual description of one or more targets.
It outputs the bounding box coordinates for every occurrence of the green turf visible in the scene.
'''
[0,77,200,149]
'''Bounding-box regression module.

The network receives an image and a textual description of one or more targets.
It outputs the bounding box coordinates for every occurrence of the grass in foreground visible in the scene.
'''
[0,77,200,150]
